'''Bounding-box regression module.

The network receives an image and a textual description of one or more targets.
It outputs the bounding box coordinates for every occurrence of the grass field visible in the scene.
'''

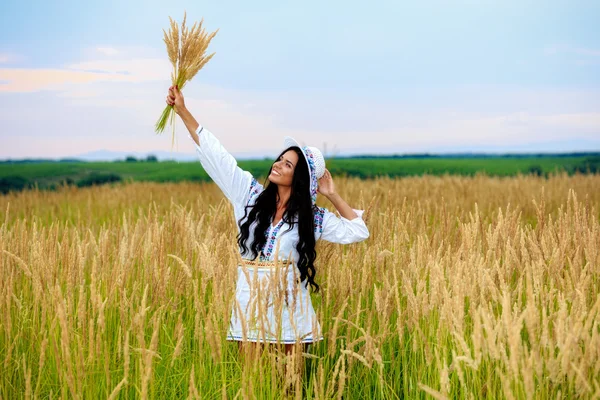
[1,155,599,193]
[1,175,599,398]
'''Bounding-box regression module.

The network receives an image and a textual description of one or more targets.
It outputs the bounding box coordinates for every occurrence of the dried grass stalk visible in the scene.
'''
[155,12,218,142]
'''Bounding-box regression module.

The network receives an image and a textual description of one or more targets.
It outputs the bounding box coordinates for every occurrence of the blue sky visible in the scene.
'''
[1,0,599,159]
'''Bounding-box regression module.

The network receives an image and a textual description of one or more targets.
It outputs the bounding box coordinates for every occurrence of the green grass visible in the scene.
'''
[326,156,598,178]
[1,155,599,193]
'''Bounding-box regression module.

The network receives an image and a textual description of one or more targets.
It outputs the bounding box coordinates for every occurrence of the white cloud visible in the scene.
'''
[573,47,600,57]
[96,47,120,56]
[574,59,600,67]
[543,46,559,56]
[0,45,599,158]
[543,44,600,65]
[0,58,171,93]
[55,87,105,99]
[1,78,599,159]
[68,58,170,80]
[532,112,600,130]
[0,45,172,93]
[0,53,19,64]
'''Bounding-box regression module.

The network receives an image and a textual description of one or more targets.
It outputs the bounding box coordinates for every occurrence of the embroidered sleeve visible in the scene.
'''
[190,126,263,207]
[313,206,326,235]
[247,178,261,207]
[318,208,369,244]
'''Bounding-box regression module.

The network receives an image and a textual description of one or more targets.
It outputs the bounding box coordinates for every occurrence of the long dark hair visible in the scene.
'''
[237,147,319,292]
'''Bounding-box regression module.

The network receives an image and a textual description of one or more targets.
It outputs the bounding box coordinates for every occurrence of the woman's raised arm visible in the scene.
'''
[316,170,369,244]
[318,169,357,220]
[165,86,263,209]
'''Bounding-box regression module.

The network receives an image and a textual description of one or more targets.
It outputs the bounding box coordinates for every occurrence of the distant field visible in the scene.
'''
[326,155,599,178]
[0,155,599,193]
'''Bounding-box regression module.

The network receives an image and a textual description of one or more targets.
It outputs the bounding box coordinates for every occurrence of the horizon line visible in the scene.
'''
[1,150,600,163]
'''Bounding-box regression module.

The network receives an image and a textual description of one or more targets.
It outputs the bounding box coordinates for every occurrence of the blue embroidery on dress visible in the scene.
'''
[261,219,285,260]
[247,178,261,206]
[313,206,325,234]
[259,207,324,259]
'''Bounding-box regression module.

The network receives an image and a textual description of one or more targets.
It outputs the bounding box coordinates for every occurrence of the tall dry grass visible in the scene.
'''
[0,173,599,399]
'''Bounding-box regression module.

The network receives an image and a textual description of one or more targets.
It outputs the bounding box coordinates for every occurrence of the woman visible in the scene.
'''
[166,86,369,355]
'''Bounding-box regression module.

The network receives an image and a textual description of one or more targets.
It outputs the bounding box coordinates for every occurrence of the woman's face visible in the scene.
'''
[268,150,299,187]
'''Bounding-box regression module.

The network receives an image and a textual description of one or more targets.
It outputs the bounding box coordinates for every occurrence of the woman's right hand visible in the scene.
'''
[166,85,200,143]
[166,85,186,115]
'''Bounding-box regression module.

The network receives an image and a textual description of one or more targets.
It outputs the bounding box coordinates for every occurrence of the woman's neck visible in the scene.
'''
[276,185,292,210]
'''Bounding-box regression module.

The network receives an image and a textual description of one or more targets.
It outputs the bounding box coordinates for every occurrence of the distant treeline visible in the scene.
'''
[1,154,599,194]
[0,155,160,164]
[348,151,600,159]
[1,152,599,164]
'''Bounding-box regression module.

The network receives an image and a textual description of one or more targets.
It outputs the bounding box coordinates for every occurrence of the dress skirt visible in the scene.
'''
[226,262,323,344]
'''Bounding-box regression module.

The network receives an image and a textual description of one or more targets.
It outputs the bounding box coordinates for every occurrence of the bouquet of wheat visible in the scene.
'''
[155,13,218,140]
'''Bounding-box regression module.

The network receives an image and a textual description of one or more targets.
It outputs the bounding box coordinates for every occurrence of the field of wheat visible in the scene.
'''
[0,173,599,399]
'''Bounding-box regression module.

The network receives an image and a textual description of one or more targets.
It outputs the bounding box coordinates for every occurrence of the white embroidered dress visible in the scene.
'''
[191,126,369,343]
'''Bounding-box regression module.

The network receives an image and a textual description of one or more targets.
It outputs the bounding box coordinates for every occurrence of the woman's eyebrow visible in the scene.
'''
[283,157,295,167]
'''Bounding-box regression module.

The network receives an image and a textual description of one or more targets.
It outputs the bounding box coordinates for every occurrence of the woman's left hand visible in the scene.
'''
[317,169,336,198]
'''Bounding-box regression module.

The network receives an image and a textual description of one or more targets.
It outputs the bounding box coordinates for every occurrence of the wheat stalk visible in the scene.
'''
[155,12,218,142]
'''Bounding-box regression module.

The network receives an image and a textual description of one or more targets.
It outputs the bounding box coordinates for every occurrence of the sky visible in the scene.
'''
[0,0,599,160]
